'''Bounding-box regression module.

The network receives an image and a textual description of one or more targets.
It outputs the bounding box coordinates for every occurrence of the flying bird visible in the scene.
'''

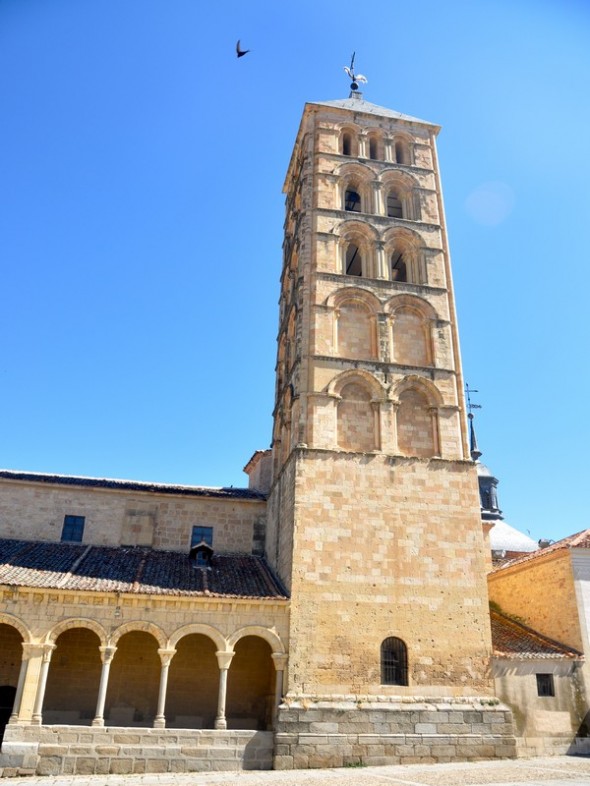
[236,40,251,58]
[343,66,367,84]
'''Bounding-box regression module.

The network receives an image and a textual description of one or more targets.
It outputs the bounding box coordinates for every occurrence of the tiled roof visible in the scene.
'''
[0,538,288,600]
[492,528,590,572]
[491,608,582,660]
[0,470,266,501]
[310,97,438,128]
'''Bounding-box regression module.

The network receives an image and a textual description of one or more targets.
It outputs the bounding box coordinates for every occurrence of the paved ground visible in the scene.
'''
[4,757,590,786]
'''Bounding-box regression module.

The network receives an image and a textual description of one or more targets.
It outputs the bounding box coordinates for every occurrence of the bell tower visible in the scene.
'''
[267,84,515,767]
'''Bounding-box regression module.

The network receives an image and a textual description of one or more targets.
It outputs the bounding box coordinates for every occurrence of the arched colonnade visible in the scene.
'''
[0,616,287,735]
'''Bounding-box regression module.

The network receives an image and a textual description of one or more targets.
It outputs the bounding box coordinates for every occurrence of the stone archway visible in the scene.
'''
[104,631,160,727]
[43,628,102,725]
[0,623,23,741]
[166,634,219,729]
[226,636,275,731]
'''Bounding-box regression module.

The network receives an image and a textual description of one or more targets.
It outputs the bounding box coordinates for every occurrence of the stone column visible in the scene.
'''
[214,651,234,730]
[333,308,340,354]
[31,644,55,725]
[271,653,288,721]
[375,242,387,279]
[11,643,45,723]
[9,643,34,723]
[153,648,176,728]
[430,407,441,457]
[384,137,393,162]
[377,313,391,362]
[358,133,368,159]
[371,400,382,451]
[92,645,117,727]
[380,400,397,454]
[372,181,384,216]
[390,401,400,454]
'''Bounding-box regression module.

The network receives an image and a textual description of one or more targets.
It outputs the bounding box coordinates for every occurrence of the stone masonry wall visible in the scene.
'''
[285,449,493,696]
[0,478,265,554]
[488,552,581,652]
[274,699,516,769]
[0,725,273,777]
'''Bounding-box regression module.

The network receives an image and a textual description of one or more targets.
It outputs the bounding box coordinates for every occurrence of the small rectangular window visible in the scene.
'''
[191,525,213,548]
[61,515,85,543]
[536,673,555,697]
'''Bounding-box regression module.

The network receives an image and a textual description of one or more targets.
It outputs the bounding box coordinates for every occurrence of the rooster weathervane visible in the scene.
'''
[343,52,368,92]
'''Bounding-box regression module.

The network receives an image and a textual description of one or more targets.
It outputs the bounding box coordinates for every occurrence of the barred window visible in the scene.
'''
[381,637,408,686]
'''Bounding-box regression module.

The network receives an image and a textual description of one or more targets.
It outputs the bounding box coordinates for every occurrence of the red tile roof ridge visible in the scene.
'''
[491,528,590,573]
[491,607,583,659]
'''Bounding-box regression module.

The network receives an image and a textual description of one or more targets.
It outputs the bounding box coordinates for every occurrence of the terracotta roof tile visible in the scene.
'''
[0,538,288,600]
[491,608,582,659]
[492,528,590,572]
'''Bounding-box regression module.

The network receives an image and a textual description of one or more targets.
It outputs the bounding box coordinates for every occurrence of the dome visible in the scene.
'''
[476,462,496,478]
[489,520,537,553]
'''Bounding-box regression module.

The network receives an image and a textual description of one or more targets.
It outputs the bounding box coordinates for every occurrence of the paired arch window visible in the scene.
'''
[391,307,431,367]
[390,251,408,282]
[381,637,408,685]
[336,299,375,360]
[397,387,437,457]
[337,381,376,452]
[340,130,359,157]
[387,189,403,219]
[345,243,363,276]
[394,140,411,165]
[344,188,361,212]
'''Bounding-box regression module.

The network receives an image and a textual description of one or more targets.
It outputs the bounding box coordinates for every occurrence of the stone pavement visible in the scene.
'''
[3,756,590,786]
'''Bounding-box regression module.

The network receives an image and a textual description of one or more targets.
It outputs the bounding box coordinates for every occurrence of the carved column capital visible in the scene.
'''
[99,646,117,665]
[157,648,177,667]
[215,650,235,671]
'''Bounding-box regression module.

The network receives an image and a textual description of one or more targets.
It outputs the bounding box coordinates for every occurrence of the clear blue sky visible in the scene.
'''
[1,0,589,544]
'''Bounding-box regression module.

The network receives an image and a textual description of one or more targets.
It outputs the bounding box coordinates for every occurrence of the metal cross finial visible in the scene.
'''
[343,52,368,92]
[465,383,482,461]
[465,383,482,416]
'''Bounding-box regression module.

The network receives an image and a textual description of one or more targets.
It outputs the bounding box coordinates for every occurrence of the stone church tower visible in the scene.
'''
[266,89,515,766]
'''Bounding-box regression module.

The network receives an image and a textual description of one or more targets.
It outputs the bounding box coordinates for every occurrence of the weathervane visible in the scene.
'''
[343,52,368,92]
